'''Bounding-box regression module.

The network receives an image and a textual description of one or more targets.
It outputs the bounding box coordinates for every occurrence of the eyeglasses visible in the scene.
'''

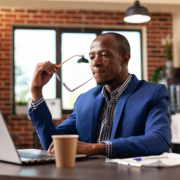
[55,55,97,92]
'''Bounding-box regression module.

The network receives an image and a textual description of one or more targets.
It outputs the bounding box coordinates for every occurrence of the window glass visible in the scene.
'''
[14,29,56,108]
[102,31,142,80]
[14,28,142,113]
[61,33,97,110]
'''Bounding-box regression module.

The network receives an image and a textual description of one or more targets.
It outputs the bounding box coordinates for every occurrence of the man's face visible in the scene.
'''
[89,34,125,86]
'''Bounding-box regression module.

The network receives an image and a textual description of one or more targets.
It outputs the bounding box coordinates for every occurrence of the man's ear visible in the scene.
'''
[122,53,130,66]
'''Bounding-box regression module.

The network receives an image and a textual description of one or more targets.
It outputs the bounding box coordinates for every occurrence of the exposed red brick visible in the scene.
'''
[91,11,102,15]
[110,17,120,20]
[5,14,16,18]
[59,16,70,19]
[1,28,12,32]
[0,48,11,51]
[24,138,34,141]
[53,20,64,24]
[33,15,43,18]
[40,20,51,24]
[27,20,38,23]
[1,17,12,22]
[116,12,124,16]
[13,19,25,23]
[85,16,96,20]
[27,10,38,13]
[54,10,64,14]
[40,10,51,13]
[91,22,102,25]
[103,12,114,16]
[45,15,56,18]
[66,10,76,14]
[103,22,114,25]
[97,17,108,20]
[14,9,24,12]
[162,13,172,17]
[5,23,12,27]
[19,15,30,18]
[0,8,11,12]
[11,128,22,131]
[65,20,77,24]
[72,16,81,20]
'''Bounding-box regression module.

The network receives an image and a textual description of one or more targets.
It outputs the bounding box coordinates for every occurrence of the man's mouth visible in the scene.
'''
[93,69,106,75]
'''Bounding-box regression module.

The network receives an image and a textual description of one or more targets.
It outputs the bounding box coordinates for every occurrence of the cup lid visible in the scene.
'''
[52,135,79,138]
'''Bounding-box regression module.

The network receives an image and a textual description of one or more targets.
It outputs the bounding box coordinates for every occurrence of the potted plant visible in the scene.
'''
[15,66,30,115]
[161,35,173,77]
[152,67,165,83]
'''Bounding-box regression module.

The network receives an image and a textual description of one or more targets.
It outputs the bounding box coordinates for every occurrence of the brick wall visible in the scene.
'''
[0,8,172,149]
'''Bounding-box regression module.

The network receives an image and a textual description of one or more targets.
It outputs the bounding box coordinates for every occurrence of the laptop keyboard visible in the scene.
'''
[18,151,55,160]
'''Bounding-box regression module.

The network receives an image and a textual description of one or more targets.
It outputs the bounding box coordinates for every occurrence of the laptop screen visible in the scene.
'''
[0,110,21,164]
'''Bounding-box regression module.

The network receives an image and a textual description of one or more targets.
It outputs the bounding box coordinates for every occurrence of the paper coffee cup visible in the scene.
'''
[52,135,79,168]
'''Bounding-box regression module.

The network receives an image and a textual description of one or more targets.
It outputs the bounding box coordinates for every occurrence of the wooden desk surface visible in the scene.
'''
[0,156,180,180]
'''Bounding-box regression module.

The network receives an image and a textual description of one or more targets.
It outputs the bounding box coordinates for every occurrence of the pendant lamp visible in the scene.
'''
[77,56,89,63]
[77,10,89,64]
[124,0,151,24]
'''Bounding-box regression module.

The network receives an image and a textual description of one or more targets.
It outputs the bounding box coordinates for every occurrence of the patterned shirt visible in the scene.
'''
[31,74,132,157]
[97,74,132,157]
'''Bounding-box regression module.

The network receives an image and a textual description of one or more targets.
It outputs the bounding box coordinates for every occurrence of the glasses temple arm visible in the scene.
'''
[72,73,98,92]
[58,55,83,67]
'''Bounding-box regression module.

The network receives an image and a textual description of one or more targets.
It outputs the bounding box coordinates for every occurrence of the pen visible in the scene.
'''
[133,156,168,161]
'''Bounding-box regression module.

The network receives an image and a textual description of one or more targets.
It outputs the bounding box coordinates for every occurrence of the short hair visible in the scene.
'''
[98,32,131,55]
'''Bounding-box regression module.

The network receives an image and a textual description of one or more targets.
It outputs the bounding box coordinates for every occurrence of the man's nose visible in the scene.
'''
[92,55,102,67]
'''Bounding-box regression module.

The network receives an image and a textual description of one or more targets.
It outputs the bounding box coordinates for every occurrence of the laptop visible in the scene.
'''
[0,110,86,164]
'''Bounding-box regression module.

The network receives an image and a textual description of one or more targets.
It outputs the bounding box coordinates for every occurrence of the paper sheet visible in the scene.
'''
[105,153,180,167]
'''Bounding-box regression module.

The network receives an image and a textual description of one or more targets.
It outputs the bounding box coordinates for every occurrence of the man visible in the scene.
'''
[29,33,171,158]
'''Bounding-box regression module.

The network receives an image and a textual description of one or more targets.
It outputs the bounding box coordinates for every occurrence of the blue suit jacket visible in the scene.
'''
[29,75,171,158]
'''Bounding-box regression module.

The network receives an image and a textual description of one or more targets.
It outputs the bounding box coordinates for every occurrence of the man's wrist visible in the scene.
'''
[91,143,106,156]
[31,86,43,101]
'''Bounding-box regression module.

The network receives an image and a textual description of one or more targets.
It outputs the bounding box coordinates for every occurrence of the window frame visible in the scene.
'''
[12,26,143,115]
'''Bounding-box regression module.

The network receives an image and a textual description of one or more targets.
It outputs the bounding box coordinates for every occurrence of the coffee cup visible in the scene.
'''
[52,135,79,168]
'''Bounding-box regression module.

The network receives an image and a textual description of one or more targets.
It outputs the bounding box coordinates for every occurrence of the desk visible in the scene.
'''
[0,157,180,180]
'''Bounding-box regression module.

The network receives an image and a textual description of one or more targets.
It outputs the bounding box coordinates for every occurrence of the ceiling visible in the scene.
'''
[0,0,180,13]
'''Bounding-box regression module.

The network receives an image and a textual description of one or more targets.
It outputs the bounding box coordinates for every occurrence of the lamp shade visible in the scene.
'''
[77,56,89,63]
[124,0,151,24]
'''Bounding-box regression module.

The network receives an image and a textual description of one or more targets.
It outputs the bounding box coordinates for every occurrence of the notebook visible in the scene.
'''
[105,153,180,168]
[0,109,86,165]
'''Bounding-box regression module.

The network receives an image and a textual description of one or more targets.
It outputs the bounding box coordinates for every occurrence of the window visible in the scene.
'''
[14,29,56,114]
[61,33,97,110]
[102,31,142,80]
[13,27,142,114]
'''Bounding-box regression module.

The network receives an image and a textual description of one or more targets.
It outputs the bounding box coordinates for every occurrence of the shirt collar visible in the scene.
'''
[102,74,132,102]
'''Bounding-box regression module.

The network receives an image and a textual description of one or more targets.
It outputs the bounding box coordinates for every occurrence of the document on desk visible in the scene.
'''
[105,153,180,168]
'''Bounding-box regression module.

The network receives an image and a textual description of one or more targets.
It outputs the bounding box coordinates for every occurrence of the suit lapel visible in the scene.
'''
[90,92,105,143]
[110,75,139,140]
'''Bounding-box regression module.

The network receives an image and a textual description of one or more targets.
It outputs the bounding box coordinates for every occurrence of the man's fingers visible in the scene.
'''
[47,142,54,154]
[47,61,58,72]
[55,64,61,70]
[36,61,58,75]
[47,62,56,74]
[43,66,52,75]
[51,147,55,153]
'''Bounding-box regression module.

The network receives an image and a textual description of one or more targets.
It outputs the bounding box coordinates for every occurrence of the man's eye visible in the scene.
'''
[102,54,108,58]
[90,56,94,60]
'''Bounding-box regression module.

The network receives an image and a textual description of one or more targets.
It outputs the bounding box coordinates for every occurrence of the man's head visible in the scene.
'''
[89,33,131,92]
[99,33,131,55]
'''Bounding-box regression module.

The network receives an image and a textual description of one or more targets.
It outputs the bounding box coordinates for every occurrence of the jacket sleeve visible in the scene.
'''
[110,85,171,158]
[29,101,77,150]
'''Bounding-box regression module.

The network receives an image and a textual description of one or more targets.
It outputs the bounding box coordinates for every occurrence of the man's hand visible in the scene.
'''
[76,141,106,157]
[47,141,106,157]
[31,61,60,101]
